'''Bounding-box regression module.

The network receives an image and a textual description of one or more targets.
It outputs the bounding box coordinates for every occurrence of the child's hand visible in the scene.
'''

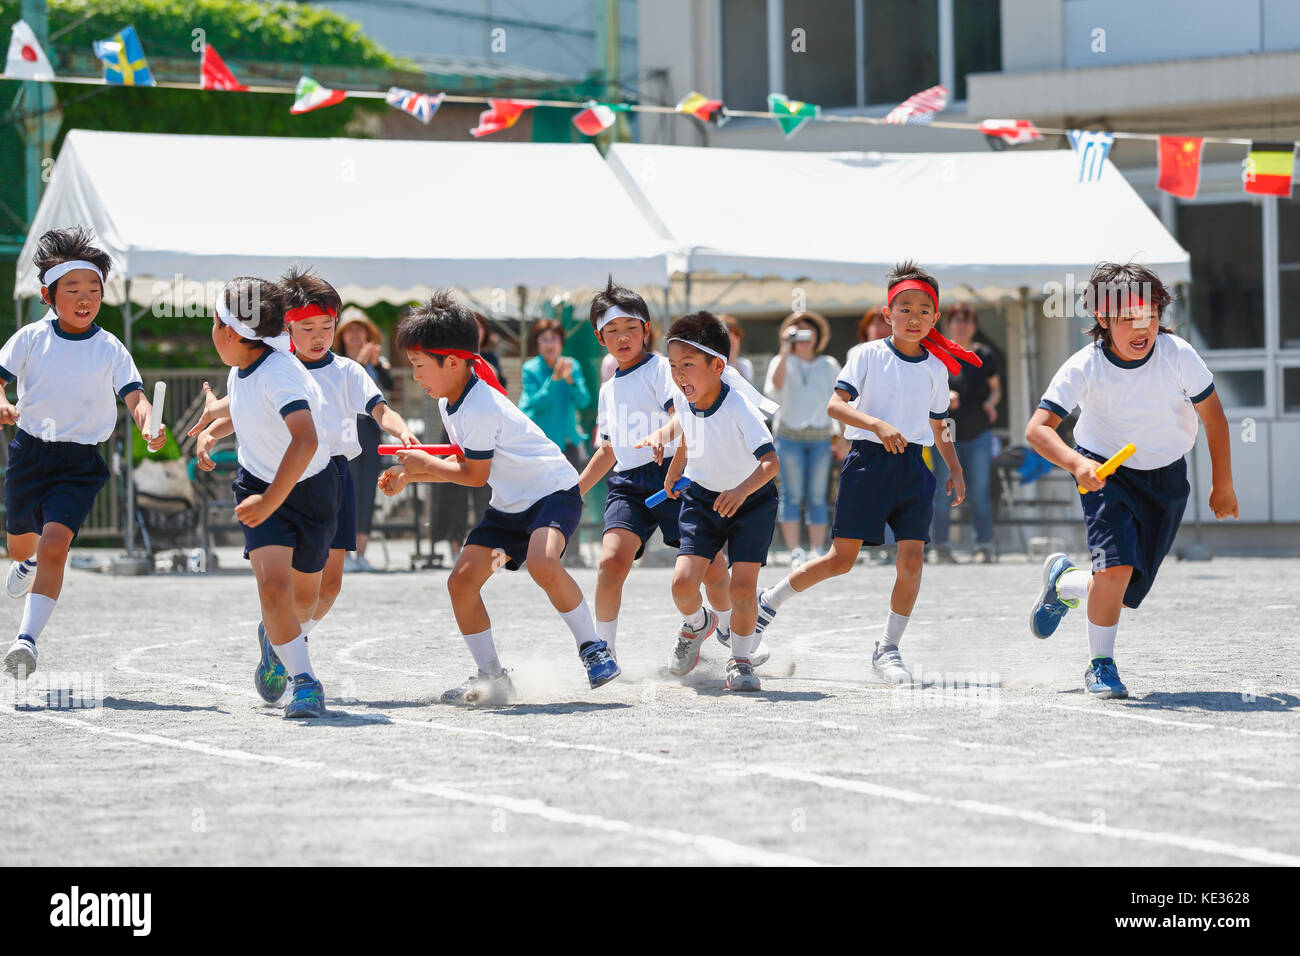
[144,425,167,453]
[1072,456,1104,493]
[947,468,966,507]
[0,400,19,425]
[663,474,684,499]
[396,429,418,447]
[186,381,220,438]
[873,420,907,454]
[393,448,435,475]
[635,434,667,465]
[196,431,217,471]
[714,486,750,517]
[378,465,408,497]
[235,493,272,528]
[1209,481,1238,520]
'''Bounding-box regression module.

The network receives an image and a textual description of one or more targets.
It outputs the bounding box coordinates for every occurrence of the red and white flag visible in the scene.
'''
[572,102,616,137]
[883,85,947,125]
[978,118,1042,146]
[469,99,534,138]
[200,44,247,91]
[4,19,55,80]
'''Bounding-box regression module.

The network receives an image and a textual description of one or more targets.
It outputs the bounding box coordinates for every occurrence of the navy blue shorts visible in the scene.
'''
[831,440,936,545]
[604,461,681,559]
[330,455,357,552]
[466,485,583,571]
[4,430,110,537]
[233,464,339,574]
[677,480,777,566]
[1078,445,1189,609]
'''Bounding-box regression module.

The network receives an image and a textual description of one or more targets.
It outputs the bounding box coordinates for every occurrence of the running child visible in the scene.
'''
[197,277,338,718]
[576,277,731,660]
[749,261,979,684]
[377,290,619,705]
[1026,262,1236,698]
[1,226,165,678]
[646,311,780,692]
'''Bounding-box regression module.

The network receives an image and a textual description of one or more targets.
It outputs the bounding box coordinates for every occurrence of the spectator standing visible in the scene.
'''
[520,319,592,472]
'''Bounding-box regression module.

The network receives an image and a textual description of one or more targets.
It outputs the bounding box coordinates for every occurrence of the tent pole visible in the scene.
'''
[122,281,136,557]
[684,273,691,314]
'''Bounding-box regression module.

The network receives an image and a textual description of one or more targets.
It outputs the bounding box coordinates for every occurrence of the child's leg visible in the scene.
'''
[7,532,38,564]
[249,546,318,680]
[291,568,324,630]
[671,554,713,619]
[1083,564,1132,659]
[727,561,761,644]
[525,527,600,651]
[762,536,863,613]
[875,539,925,652]
[306,549,346,626]
[702,551,732,631]
[11,523,73,647]
[446,545,506,674]
[594,529,640,650]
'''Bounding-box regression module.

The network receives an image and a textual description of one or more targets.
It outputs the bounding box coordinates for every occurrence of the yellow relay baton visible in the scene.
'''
[1079,443,1136,494]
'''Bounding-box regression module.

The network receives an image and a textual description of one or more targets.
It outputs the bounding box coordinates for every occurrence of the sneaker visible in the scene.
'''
[715,627,771,667]
[790,547,807,569]
[930,544,957,564]
[354,555,377,573]
[668,608,716,676]
[973,546,996,564]
[1030,552,1078,639]
[725,658,761,692]
[441,669,516,706]
[342,555,361,573]
[5,559,36,598]
[1084,657,1128,699]
[580,640,621,689]
[283,674,327,718]
[753,589,779,639]
[254,622,288,704]
[3,636,37,679]
[871,642,913,685]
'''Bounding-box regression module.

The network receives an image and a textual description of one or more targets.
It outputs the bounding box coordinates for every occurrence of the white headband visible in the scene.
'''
[667,336,780,417]
[597,305,645,331]
[42,260,104,286]
[215,288,291,352]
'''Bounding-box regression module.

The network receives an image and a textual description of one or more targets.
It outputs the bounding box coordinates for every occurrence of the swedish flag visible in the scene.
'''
[93,25,155,86]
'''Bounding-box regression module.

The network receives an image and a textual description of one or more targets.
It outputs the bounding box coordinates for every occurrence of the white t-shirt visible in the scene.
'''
[228,349,331,484]
[596,352,679,472]
[673,383,775,494]
[835,338,949,446]
[1039,335,1214,471]
[764,353,842,431]
[301,351,385,460]
[0,313,142,445]
[440,375,579,513]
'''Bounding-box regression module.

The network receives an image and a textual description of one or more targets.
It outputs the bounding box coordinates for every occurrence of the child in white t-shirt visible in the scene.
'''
[378,291,619,705]
[1,227,164,679]
[1026,262,1237,699]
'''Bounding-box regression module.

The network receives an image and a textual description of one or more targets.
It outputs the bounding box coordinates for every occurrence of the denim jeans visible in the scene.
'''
[931,429,995,547]
[775,434,832,526]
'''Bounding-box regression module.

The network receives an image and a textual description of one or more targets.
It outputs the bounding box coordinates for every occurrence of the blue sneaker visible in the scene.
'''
[580,640,621,689]
[753,589,778,639]
[1029,552,1079,639]
[1084,657,1128,699]
[284,674,327,718]
[255,623,288,703]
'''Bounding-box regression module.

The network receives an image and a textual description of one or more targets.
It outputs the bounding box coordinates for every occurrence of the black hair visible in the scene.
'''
[885,260,940,303]
[220,277,287,343]
[666,311,730,362]
[395,289,479,361]
[279,264,342,317]
[1083,261,1174,348]
[589,275,650,331]
[35,226,113,296]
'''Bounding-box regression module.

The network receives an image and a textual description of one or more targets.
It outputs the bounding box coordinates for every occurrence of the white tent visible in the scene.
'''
[16,130,673,307]
[606,143,1190,309]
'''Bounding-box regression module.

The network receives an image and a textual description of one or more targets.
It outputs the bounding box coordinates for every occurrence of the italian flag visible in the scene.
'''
[291,76,346,114]
[1244,142,1295,197]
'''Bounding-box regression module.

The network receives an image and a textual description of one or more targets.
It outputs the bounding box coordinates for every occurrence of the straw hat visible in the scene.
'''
[334,306,383,348]
[778,310,831,354]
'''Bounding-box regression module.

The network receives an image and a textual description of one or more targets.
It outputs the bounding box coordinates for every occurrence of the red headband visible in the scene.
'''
[425,348,508,396]
[887,279,938,311]
[285,304,337,324]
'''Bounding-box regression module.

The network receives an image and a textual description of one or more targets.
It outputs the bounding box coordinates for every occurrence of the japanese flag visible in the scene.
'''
[5,20,55,80]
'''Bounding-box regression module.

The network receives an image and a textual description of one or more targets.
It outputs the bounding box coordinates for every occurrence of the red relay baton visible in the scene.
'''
[377,443,463,456]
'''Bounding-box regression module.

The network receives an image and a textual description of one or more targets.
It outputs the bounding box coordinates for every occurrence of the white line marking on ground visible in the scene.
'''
[1028,699,1299,739]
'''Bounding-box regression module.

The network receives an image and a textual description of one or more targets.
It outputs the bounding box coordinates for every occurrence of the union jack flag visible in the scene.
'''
[385,87,444,125]
[883,85,947,125]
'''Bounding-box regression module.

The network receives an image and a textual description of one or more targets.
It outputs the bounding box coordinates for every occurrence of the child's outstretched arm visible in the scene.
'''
[578,443,616,497]
[370,400,417,446]
[827,388,907,454]
[123,388,167,452]
[634,416,683,465]
[1025,407,1104,492]
[235,409,319,528]
[383,448,490,489]
[1193,391,1238,519]
[929,417,965,506]
[186,382,229,440]
[715,449,780,518]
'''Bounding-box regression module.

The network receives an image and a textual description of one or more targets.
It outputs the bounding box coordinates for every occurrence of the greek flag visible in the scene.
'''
[1068,130,1114,182]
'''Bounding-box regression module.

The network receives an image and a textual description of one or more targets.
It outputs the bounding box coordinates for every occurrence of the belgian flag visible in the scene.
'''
[1244,142,1295,197]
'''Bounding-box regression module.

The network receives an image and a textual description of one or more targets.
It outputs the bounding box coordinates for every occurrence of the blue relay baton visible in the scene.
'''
[646,477,690,508]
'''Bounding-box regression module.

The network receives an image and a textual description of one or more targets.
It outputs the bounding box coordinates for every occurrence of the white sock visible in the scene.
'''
[1088,621,1118,660]
[882,610,908,647]
[463,628,503,676]
[275,633,315,680]
[1057,568,1091,605]
[559,600,600,652]
[714,606,733,634]
[685,605,707,630]
[595,617,618,655]
[764,575,798,610]
[18,593,56,643]
[730,631,757,660]
[300,618,320,637]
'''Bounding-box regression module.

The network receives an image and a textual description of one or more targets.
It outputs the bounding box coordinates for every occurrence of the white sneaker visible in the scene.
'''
[4,637,37,679]
[342,555,361,573]
[6,559,36,598]
[871,642,913,685]
[441,669,516,706]
[355,555,377,573]
[790,547,807,569]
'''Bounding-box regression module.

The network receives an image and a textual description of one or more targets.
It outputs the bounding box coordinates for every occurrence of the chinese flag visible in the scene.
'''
[1157,136,1203,199]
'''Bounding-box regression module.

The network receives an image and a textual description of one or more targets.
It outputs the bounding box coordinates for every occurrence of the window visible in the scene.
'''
[864,0,938,106]
[1180,202,1265,350]
[721,0,769,110]
[1284,366,1300,413]
[954,0,1001,100]
[785,0,857,108]
[1211,368,1266,408]
[1280,197,1300,349]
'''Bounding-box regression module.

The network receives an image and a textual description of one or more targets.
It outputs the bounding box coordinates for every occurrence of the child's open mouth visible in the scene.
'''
[1128,336,1149,352]
[680,383,695,398]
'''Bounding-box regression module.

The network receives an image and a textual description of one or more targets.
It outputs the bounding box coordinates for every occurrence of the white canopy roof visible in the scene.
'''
[17,130,673,308]
[609,143,1191,305]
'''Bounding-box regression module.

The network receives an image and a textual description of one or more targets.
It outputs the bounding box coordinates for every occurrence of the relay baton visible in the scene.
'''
[147,382,166,453]
[1078,443,1136,494]
[646,477,690,507]
[377,443,463,456]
